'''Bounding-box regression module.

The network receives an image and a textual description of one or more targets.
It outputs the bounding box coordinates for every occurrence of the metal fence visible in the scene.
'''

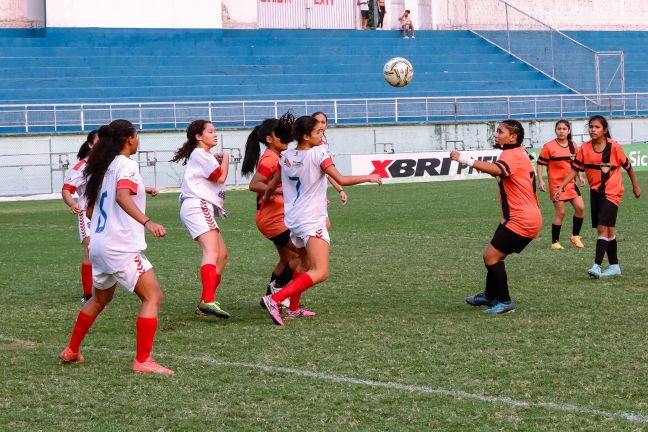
[465,0,624,96]
[2,93,648,135]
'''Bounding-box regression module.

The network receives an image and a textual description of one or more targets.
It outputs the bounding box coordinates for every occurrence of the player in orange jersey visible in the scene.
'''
[451,120,542,315]
[61,130,98,304]
[537,120,586,249]
[554,115,641,278]
[241,114,299,301]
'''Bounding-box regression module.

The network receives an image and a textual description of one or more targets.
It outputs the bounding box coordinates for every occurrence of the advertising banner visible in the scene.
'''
[350,150,502,184]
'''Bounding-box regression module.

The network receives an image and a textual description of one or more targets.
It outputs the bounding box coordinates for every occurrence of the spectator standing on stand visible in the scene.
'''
[358,0,369,30]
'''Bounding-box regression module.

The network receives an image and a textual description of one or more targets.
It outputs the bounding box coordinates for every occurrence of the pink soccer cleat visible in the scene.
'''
[284,308,317,320]
[59,347,84,363]
[132,357,175,376]
[261,295,284,326]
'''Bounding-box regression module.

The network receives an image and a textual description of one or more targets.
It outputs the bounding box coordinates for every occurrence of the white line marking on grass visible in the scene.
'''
[3,335,647,424]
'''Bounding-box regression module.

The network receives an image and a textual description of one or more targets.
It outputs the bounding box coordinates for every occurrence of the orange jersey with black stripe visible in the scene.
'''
[494,146,542,239]
[255,149,287,239]
[572,139,631,206]
[537,139,580,200]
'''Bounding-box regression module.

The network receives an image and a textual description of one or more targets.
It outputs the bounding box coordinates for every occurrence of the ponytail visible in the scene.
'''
[171,119,211,165]
[77,129,98,160]
[241,118,280,177]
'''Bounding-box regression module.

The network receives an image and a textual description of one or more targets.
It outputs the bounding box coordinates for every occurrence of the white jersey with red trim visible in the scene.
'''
[89,155,147,273]
[280,146,334,235]
[180,148,226,211]
[63,158,89,209]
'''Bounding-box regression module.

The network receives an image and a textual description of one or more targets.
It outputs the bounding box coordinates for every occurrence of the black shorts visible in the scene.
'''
[490,223,533,255]
[269,229,291,247]
[361,10,369,18]
[590,190,618,228]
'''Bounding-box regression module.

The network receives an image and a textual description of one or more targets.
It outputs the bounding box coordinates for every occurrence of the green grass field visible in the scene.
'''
[1,173,647,431]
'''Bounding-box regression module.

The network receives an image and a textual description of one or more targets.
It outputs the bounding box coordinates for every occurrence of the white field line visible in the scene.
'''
[2,335,645,424]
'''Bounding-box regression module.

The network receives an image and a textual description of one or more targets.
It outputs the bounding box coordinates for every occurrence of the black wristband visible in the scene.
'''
[143,218,151,226]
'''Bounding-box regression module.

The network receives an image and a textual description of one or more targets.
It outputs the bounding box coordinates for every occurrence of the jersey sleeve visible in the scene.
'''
[256,157,276,180]
[614,142,632,171]
[116,159,141,195]
[315,147,334,171]
[63,161,86,193]
[572,147,585,172]
[193,150,222,181]
[537,144,551,166]
[494,152,514,178]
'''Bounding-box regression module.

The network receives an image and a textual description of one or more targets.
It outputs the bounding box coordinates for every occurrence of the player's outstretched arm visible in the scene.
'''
[450,150,503,177]
[552,168,579,201]
[323,165,382,187]
[116,189,166,238]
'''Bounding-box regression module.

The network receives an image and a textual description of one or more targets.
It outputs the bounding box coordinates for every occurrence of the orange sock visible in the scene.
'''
[81,263,93,297]
[272,273,314,304]
[68,311,96,353]
[200,264,217,302]
[136,317,158,363]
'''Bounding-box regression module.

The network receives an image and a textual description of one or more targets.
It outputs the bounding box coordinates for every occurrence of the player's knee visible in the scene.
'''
[311,269,329,284]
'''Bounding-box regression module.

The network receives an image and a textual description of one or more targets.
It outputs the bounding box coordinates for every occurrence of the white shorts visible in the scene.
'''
[180,198,220,240]
[93,252,153,292]
[290,226,330,249]
[78,210,91,243]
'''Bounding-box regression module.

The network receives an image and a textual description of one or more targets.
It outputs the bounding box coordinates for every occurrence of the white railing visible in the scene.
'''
[1,93,648,134]
[465,0,624,96]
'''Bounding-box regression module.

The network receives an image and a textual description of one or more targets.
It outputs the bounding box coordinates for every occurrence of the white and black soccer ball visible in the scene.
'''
[383,57,414,87]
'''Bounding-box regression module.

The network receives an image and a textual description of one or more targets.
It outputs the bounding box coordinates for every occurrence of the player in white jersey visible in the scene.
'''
[59,120,173,376]
[171,120,231,319]
[61,130,98,304]
[260,115,382,326]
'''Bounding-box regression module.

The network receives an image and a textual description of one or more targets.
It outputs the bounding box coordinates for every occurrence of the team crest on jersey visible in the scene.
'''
[600,163,611,174]
[284,158,291,168]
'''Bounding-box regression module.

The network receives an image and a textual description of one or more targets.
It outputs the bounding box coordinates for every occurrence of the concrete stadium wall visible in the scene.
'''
[2,118,648,197]
[0,0,44,28]
[46,0,222,28]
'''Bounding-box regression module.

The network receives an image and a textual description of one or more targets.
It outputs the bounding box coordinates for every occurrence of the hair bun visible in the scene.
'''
[98,124,115,138]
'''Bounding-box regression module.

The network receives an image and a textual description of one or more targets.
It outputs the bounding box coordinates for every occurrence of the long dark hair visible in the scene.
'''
[241,119,279,177]
[555,119,573,143]
[588,115,611,138]
[293,115,319,143]
[84,120,136,206]
[170,120,211,166]
[77,130,98,160]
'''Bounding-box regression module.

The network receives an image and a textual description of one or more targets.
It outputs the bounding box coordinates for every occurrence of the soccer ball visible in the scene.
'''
[383,57,414,87]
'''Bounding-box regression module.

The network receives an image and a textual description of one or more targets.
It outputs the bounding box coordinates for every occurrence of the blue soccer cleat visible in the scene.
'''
[483,302,516,315]
[587,264,602,279]
[465,292,497,307]
[601,264,621,277]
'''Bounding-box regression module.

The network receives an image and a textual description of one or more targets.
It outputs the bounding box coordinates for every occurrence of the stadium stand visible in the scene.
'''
[0,28,569,105]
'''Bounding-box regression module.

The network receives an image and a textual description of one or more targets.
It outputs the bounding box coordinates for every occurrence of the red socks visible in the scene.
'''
[288,271,302,311]
[81,263,93,297]
[200,264,221,303]
[136,317,158,363]
[272,273,314,305]
[67,311,96,353]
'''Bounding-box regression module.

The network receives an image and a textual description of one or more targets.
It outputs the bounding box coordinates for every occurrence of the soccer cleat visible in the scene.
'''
[285,307,317,320]
[551,242,564,250]
[483,302,516,315]
[196,300,230,319]
[570,235,585,248]
[587,263,602,279]
[269,283,290,308]
[465,292,497,307]
[59,347,84,363]
[132,357,175,376]
[261,295,284,326]
[601,264,621,277]
[80,294,92,305]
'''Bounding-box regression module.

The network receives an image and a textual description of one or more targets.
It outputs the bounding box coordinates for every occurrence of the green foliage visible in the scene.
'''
[1,174,647,430]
